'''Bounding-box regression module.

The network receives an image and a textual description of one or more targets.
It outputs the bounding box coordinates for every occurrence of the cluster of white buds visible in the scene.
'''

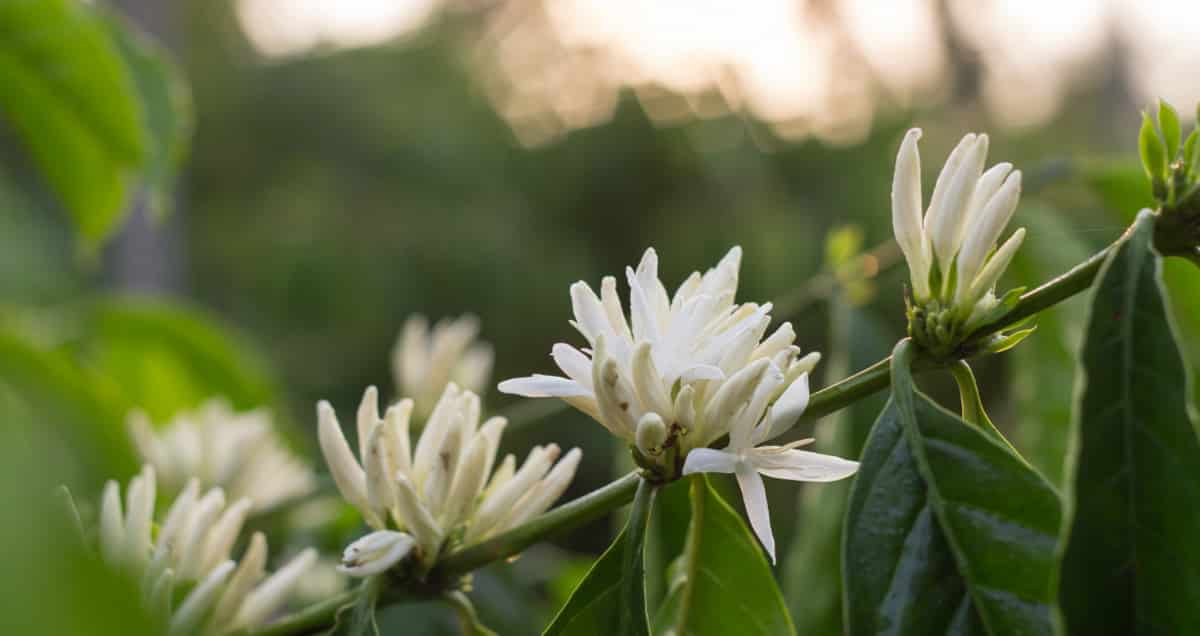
[392,314,494,421]
[499,248,818,475]
[97,466,316,636]
[128,399,316,513]
[499,247,858,559]
[891,129,1026,355]
[318,384,580,577]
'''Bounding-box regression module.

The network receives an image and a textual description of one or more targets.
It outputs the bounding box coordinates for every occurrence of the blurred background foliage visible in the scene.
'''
[0,0,1195,633]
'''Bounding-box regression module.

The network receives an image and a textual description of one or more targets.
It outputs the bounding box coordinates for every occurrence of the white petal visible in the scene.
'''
[551,343,594,387]
[356,386,380,461]
[317,401,370,517]
[956,169,1021,305]
[338,531,415,578]
[892,128,930,299]
[168,560,236,636]
[734,461,775,564]
[631,342,673,417]
[749,448,860,482]
[757,373,811,445]
[680,448,738,475]
[99,480,125,566]
[233,548,318,629]
[927,134,987,273]
[965,227,1026,310]
[570,281,611,346]
[679,364,725,383]
[211,532,267,629]
[497,375,591,398]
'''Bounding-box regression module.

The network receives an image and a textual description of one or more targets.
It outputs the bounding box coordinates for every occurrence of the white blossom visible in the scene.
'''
[128,399,316,513]
[892,128,1025,330]
[392,314,494,420]
[338,530,416,577]
[318,384,580,572]
[681,383,859,563]
[97,465,316,635]
[499,247,821,471]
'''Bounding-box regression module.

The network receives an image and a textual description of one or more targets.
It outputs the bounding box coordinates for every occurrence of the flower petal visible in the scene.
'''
[757,372,811,444]
[681,448,738,475]
[735,461,775,564]
[497,374,591,398]
[749,448,859,483]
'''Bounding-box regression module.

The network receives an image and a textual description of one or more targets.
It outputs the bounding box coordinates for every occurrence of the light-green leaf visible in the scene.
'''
[544,478,654,636]
[843,340,1061,636]
[1139,111,1167,185]
[654,475,795,636]
[1159,100,1181,162]
[1058,210,1200,634]
[0,0,146,248]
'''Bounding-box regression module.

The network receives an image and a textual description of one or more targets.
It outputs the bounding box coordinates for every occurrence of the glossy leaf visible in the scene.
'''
[0,0,146,248]
[654,475,795,636]
[544,478,654,636]
[784,298,891,634]
[1059,210,1200,634]
[843,340,1061,636]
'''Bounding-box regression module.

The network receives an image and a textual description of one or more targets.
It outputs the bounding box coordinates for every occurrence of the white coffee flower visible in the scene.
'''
[892,129,1026,347]
[129,399,316,513]
[338,530,416,577]
[97,465,316,636]
[681,390,858,563]
[392,314,494,420]
[499,247,823,476]
[318,384,580,573]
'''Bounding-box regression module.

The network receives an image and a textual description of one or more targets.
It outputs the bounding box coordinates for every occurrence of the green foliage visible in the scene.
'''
[73,297,283,422]
[655,475,794,636]
[1139,111,1167,187]
[843,341,1061,635]
[1158,101,1181,163]
[1058,210,1200,634]
[784,297,892,634]
[544,479,654,636]
[0,0,190,249]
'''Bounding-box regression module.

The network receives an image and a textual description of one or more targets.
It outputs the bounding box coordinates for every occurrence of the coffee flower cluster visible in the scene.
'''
[891,129,1026,356]
[500,247,858,560]
[97,466,316,635]
[318,384,580,576]
[129,400,316,512]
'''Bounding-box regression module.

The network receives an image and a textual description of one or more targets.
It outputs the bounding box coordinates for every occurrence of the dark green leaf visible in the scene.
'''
[0,0,147,247]
[654,475,795,636]
[327,578,383,636]
[544,478,654,636]
[1059,210,1200,634]
[843,340,1061,636]
[644,478,691,614]
[1159,101,1181,162]
[784,298,891,635]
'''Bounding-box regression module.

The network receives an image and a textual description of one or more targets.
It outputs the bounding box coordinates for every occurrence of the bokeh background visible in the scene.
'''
[3,0,1199,634]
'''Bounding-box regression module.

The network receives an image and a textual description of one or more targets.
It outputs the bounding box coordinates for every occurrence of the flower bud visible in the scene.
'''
[635,412,668,456]
[338,531,415,578]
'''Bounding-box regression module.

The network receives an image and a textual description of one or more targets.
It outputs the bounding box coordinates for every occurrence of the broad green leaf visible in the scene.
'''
[103,11,192,219]
[545,478,654,636]
[843,341,1061,636]
[644,478,691,613]
[1059,210,1200,634]
[0,0,147,247]
[784,298,891,634]
[654,475,795,636]
[73,297,282,422]
[326,578,382,636]
[0,327,133,479]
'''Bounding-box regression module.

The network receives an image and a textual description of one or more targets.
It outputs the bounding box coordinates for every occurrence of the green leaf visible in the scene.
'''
[102,11,192,220]
[1159,100,1181,162]
[544,478,654,636]
[0,0,147,248]
[843,340,1061,636]
[1058,210,1200,634]
[1139,111,1167,185]
[654,475,795,636]
[74,297,283,422]
[0,326,133,479]
[784,298,892,635]
[326,578,382,636]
